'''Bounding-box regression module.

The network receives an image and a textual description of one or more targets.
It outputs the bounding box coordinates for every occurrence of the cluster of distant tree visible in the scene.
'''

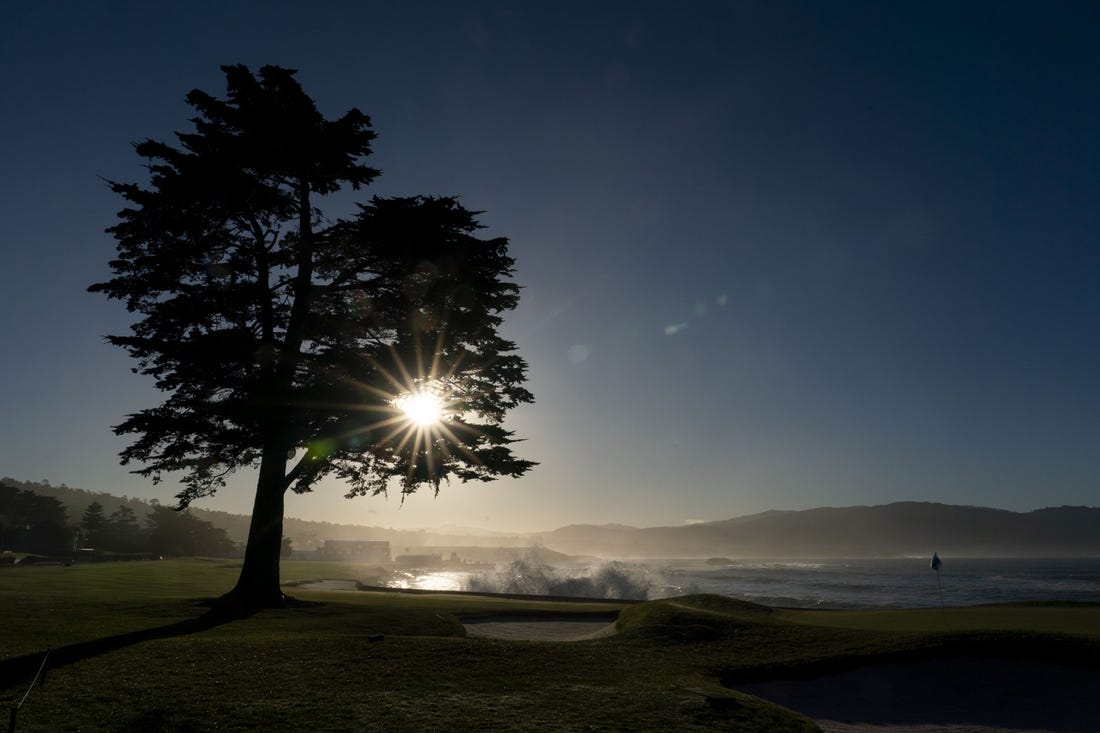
[0,483,237,558]
[3,477,530,553]
[0,484,69,554]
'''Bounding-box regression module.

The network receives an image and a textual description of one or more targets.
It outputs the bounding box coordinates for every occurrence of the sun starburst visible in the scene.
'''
[394,390,444,427]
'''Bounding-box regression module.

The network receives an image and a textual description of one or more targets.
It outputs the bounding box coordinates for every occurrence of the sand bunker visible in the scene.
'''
[463,615,618,641]
[735,656,1100,733]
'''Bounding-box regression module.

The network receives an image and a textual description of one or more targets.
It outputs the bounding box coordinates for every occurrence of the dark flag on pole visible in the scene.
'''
[931,552,945,623]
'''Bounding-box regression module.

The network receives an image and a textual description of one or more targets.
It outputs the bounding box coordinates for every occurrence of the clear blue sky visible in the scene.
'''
[2,2,1098,532]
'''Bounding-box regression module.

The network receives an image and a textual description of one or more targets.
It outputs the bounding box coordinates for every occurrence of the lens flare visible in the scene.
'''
[395,391,444,427]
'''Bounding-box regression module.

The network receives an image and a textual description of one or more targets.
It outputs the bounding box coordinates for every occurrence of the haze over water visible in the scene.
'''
[393,557,1100,609]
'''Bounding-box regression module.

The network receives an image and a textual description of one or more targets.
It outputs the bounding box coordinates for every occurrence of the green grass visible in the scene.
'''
[777,603,1100,637]
[2,561,1098,732]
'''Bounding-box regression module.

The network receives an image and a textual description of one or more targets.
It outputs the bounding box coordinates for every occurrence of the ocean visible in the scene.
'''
[384,556,1100,609]
[654,556,1100,608]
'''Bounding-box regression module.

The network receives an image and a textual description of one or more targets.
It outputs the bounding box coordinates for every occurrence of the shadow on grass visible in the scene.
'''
[723,635,1100,733]
[733,655,1100,732]
[0,601,266,689]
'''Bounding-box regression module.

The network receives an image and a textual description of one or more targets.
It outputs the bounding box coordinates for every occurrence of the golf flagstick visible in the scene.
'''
[931,552,945,624]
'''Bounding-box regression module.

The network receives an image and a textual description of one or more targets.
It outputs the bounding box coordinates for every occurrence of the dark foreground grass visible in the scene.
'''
[3,560,1098,732]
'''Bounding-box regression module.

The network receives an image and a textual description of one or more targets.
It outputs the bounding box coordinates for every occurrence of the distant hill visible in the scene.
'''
[2,477,158,527]
[7,478,1097,558]
[535,502,1100,558]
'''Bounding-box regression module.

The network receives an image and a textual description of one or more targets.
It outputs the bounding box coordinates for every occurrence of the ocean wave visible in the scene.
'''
[463,555,654,600]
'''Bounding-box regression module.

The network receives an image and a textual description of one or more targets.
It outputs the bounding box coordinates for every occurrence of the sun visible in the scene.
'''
[395,390,444,428]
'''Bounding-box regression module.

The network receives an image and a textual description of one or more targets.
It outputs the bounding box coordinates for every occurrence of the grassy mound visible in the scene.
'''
[615,594,774,643]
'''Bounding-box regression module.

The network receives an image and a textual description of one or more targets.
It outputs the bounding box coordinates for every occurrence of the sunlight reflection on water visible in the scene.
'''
[387,570,472,592]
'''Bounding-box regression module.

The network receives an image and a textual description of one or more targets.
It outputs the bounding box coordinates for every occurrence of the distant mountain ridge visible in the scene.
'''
[535,502,1100,557]
[5,478,1097,558]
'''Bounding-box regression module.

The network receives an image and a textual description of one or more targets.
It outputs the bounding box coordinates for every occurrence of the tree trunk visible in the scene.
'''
[225,442,288,611]
[221,179,313,614]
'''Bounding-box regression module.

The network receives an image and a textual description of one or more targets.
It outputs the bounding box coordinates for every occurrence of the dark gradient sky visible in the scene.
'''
[2,2,1098,531]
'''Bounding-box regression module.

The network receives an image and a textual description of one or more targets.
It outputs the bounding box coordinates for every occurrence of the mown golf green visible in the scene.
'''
[3,559,1098,731]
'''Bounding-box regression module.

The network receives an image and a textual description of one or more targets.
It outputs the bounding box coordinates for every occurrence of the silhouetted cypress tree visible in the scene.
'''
[90,65,534,610]
[104,504,142,553]
[79,501,108,547]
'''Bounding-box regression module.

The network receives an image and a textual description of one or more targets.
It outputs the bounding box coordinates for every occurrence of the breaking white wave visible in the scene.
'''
[463,555,654,600]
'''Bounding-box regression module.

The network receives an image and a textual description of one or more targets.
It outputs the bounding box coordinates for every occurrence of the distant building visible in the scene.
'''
[322,540,390,563]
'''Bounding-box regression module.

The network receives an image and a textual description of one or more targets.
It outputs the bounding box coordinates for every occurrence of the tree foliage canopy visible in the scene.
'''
[0,484,71,554]
[0,483,68,528]
[90,65,535,513]
[145,504,236,557]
